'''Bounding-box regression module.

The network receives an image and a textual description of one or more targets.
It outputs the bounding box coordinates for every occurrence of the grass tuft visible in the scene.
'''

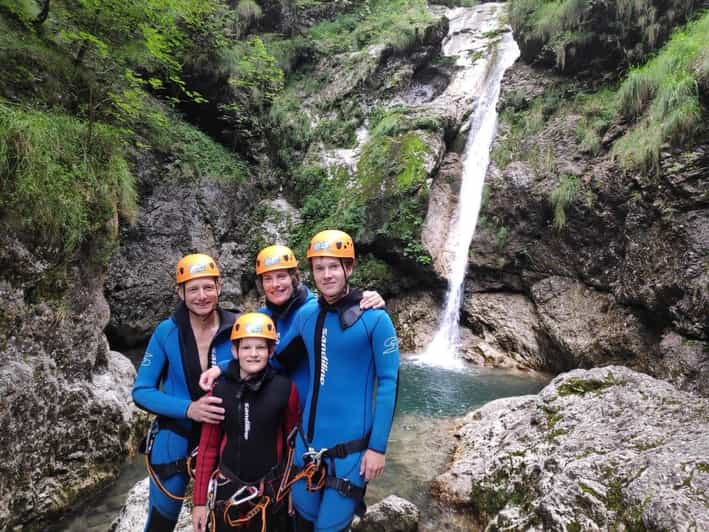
[550,174,578,230]
[613,13,708,173]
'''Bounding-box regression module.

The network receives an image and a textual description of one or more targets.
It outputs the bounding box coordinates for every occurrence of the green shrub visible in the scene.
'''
[0,103,136,253]
[164,119,248,182]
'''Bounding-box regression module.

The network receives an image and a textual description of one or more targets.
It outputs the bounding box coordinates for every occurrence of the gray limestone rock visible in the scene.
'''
[0,233,144,529]
[388,292,440,353]
[351,495,420,532]
[105,149,264,348]
[461,291,548,370]
[432,366,709,531]
[464,59,709,393]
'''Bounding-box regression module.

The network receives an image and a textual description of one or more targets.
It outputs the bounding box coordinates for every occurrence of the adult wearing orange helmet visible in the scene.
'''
[133,254,237,532]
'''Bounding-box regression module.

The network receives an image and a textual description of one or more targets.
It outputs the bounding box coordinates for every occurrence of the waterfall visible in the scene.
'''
[416,5,520,368]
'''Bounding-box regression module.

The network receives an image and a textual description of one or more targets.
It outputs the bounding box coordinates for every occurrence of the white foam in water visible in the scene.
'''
[415,4,520,369]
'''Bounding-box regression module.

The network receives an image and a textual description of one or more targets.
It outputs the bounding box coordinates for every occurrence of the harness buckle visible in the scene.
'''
[302,447,328,468]
[145,419,159,455]
[335,478,352,497]
[228,485,260,508]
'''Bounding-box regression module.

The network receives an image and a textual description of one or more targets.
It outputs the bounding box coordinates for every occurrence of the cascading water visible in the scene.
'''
[416,4,520,369]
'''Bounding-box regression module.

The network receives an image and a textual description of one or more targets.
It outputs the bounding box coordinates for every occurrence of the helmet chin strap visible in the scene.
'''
[339,259,351,298]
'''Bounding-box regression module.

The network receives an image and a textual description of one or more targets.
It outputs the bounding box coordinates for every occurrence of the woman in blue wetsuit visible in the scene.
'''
[133,254,236,532]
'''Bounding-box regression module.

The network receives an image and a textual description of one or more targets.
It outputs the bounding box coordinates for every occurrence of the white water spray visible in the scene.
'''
[416,5,520,368]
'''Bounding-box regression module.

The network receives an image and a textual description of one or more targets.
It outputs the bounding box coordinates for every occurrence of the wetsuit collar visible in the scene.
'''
[223,359,274,393]
[266,283,309,322]
[172,303,237,401]
[318,288,364,329]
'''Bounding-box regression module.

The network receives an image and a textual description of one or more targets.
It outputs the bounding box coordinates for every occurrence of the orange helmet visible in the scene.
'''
[175,254,220,284]
[231,312,277,342]
[256,245,298,275]
[307,230,355,260]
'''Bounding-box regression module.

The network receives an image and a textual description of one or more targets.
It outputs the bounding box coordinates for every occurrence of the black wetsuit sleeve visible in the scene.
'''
[276,336,307,373]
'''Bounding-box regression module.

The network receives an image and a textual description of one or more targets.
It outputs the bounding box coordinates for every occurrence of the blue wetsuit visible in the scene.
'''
[133,303,236,530]
[291,289,400,531]
[262,284,316,412]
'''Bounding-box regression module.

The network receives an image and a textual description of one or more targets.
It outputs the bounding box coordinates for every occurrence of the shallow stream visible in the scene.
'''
[58,357,546,531]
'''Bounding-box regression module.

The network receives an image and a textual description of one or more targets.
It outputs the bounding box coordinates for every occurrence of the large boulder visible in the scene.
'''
[351,495,420,532]
[432,366,709,531]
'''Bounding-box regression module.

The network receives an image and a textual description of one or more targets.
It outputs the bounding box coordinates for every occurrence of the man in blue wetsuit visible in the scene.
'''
[133,253,236,531]
[291,230,400,532]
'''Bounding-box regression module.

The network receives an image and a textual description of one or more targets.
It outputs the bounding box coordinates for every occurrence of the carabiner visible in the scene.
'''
[302,447,328,468]
[207,476,218,510]
[228,485,260,507]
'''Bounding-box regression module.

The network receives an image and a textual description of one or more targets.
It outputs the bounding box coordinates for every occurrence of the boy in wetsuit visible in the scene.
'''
[133,254,234,531]
[290,230,400,531]
[192,313,299,532]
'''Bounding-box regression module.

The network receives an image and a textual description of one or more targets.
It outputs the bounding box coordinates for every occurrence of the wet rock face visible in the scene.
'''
[432,366,709,531]
[460,291,550,371]
[105,149,289,348]
[463,61,708,394]
[388,292,441,353]
[0,232,143,530]
[511,0,702,76]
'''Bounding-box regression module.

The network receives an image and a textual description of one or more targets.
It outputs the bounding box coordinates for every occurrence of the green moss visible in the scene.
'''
[470,468,532,522]
[606,475,624,512]
[567,521,582,532]
[357,130,431,197]
[154,118,247,182]
[0,103,136,254]
[495,226,509,251]
[578,481,603,500]
[557,374,622,396]
[697,463,709,473]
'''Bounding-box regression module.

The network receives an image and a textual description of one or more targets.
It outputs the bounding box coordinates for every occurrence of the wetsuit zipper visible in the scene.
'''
[307,308,327,443]
[236,387,243,469]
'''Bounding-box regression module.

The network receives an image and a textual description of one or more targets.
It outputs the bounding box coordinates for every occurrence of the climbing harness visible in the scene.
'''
[206,462,290,532]
[140,418,200,501]
[283,426,370,516]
